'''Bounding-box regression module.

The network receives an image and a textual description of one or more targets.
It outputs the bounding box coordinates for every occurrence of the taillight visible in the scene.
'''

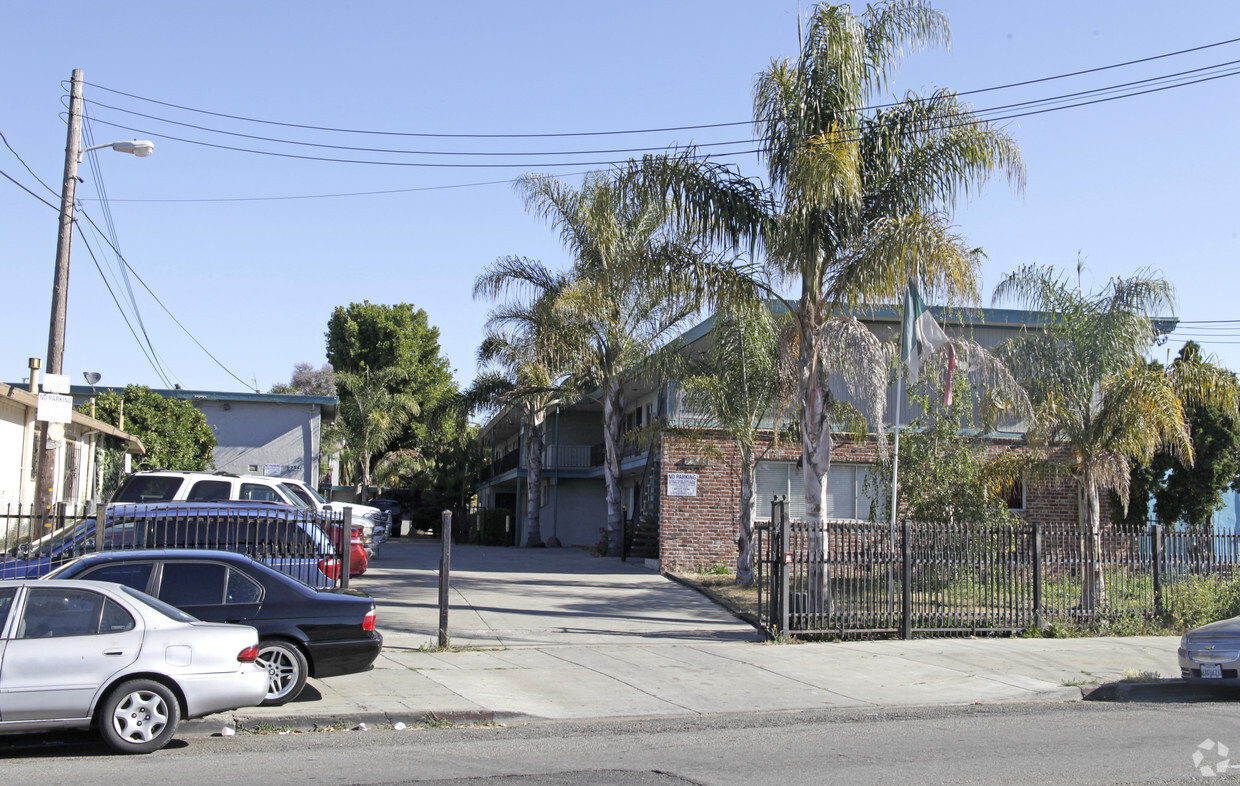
[238,645,259,663]
[319,558,341,579]
[362,610,375,632]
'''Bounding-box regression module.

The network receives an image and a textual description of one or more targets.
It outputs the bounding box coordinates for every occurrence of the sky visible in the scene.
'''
[3,1,1239,396]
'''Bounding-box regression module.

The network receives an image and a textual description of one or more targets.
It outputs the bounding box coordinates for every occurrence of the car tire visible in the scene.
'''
[257,639,308,705]
[98,678,181,754]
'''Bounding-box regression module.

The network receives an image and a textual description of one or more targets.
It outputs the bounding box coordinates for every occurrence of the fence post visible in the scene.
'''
[901,520,912,640]
[779,495,790,637]
[339,508,351,590]
[1151,523,1164,619]
[439,509,453,648]
[1032,522,1043,632]
[93,505,105,554]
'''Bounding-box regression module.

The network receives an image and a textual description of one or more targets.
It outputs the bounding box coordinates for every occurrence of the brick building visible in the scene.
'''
[475,305,1172,570]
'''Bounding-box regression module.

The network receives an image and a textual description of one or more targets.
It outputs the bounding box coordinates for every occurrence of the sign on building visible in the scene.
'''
[667,472,698,497]
[36,392,74,424]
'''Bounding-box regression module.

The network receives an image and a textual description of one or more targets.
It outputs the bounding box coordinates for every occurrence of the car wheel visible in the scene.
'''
[98,678,180,754]
[256,639,308,705]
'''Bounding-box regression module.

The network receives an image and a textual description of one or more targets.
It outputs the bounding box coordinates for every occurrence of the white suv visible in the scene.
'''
[109,471,389,556]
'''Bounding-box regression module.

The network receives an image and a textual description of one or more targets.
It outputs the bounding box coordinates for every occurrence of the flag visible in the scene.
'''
[902,282,950,386]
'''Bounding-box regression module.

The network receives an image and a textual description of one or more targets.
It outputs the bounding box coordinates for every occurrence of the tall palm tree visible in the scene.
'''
[625,1,1023,608]
[333,366,420,503]
[516,172,717,556]
[993,264,1237,608]
[471,263,581,547]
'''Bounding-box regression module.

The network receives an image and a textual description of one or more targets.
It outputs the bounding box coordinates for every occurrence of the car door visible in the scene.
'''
[0,587,140,721]
[155,561,263,624]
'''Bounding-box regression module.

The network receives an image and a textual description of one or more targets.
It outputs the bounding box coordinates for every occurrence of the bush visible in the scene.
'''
[1163,574,1240,631]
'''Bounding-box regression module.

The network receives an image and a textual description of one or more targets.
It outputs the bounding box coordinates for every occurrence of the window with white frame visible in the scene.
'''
[756,461,886,521]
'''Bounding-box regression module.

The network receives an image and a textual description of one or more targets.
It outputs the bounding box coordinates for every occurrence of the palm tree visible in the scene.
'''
[993,264,1237,608]
[625,1,1023,608]
[678,300,797,585]
[471,263,581,547]
[516,172,717,556]
[333,366,420,503]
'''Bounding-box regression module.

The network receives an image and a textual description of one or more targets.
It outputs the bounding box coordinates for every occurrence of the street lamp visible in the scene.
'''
[34,68,153,513]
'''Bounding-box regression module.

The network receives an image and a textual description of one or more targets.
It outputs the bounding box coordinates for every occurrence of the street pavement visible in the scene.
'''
[196,538,1186,732]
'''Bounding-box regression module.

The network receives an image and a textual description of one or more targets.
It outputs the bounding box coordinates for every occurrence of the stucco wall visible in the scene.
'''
[194,400,321,484]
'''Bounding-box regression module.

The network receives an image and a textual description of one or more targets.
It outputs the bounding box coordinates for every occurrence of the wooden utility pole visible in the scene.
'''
[35,69,85,514]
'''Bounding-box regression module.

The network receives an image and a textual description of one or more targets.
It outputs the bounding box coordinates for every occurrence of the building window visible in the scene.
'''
[756,461,885,521]
[1005,478,1026,511]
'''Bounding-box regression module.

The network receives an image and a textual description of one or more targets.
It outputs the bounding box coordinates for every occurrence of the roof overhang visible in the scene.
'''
[0,383,145,455]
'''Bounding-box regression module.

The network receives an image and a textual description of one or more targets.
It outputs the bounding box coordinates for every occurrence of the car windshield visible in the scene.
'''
[119,585,198,623]
[279,483,316,508]
[291,482,327,505]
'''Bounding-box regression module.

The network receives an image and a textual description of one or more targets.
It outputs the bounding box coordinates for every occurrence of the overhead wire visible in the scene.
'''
[80,35,1240,140]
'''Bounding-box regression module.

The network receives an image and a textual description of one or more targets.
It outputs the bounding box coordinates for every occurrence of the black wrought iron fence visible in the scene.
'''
[0,502,351,589]
[757,496,1240,639]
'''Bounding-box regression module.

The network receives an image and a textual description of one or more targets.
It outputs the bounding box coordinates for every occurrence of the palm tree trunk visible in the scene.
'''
[602,383,625,557]
[1079,469,1108,609]
[737,443,757,586]
[524,406,545,547]
[800,321,834,616]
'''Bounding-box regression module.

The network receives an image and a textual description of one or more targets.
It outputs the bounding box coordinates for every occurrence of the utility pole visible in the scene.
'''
[34,69,85,514]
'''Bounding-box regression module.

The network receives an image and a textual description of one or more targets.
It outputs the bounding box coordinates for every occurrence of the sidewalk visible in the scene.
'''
[198,540,1186,731]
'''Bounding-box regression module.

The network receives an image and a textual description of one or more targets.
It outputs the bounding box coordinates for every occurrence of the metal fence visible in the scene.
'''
[0,503,352,589]
[757,496,1240,639]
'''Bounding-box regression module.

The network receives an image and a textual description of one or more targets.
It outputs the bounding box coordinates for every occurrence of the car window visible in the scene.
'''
[187,480,231,502]
[79,562,154,592]
[112,475,184,503]
[18,587,130,638]
[280,483,315,507]
[100,598,136,633]
[0,587,16,634]
[239,483,282,503]
[159,562,227,606]
[226,570,263,604]
[119,585,197,622]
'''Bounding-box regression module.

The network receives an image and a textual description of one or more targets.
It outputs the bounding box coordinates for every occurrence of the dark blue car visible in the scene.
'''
[0,502,340,588]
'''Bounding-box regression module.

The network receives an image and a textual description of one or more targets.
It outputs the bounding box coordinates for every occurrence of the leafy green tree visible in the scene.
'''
[331,367,420,502]
[326,302,458,453]
[511,172,715,555]
[470,267,581,547]
[1153,343,1240,531]
[994,266,1238,607]
[625,1,1022,607]
[870,374,1018,527]
[678,301,796,584]
[269,362,335,395]
[86,385,216,472]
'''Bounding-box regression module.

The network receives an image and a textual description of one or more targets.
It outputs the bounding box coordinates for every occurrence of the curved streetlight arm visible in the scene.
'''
[78,139,155,160]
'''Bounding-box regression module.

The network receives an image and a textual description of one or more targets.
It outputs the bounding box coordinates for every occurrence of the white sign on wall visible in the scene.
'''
[41,373,70,394]
[667,472,698,497]
[36,392,74,424]
[264,463,283,477]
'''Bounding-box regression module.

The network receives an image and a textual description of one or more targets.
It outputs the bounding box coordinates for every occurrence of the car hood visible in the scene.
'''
[1187,616,1240,639]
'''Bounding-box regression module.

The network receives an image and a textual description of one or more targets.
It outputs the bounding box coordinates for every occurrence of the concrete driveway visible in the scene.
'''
[355,539,764,649]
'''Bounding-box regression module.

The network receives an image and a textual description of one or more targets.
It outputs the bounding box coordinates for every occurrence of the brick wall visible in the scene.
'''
[657,432,1090,572]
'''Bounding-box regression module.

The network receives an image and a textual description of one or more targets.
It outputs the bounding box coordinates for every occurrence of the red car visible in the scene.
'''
[317,520,368,578]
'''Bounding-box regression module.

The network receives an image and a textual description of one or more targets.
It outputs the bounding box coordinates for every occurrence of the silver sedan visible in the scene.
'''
[0,579,268,753]
[1179,616,1240,682]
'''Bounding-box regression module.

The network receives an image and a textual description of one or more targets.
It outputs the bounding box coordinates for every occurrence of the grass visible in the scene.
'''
[1119,669,1165,683]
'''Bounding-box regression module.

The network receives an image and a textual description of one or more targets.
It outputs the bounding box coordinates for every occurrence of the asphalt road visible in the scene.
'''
[5,698,1240,784]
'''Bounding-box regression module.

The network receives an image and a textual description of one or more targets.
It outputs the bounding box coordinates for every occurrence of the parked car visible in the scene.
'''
[48,550,382,706]
[1179,616,1240,682]
[0,502,342,588]
[0,578,267,753]
[370,497,403,527]
[277,478,390,555]
[110,471,389,557]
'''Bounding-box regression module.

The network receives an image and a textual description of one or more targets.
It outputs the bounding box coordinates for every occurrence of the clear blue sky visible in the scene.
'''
[3,1,1238,394]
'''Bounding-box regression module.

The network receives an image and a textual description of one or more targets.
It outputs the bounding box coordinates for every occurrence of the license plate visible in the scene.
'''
[1201,663,1223,679]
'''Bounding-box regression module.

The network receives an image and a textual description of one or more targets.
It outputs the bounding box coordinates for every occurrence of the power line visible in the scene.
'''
[76,208,262,392]
[0,129,60,199]
[80,35,1240,140]
[0,166,59,210]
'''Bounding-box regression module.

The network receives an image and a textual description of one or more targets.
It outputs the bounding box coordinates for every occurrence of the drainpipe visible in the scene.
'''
[19,358,41,509]
[552,404,561,543]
